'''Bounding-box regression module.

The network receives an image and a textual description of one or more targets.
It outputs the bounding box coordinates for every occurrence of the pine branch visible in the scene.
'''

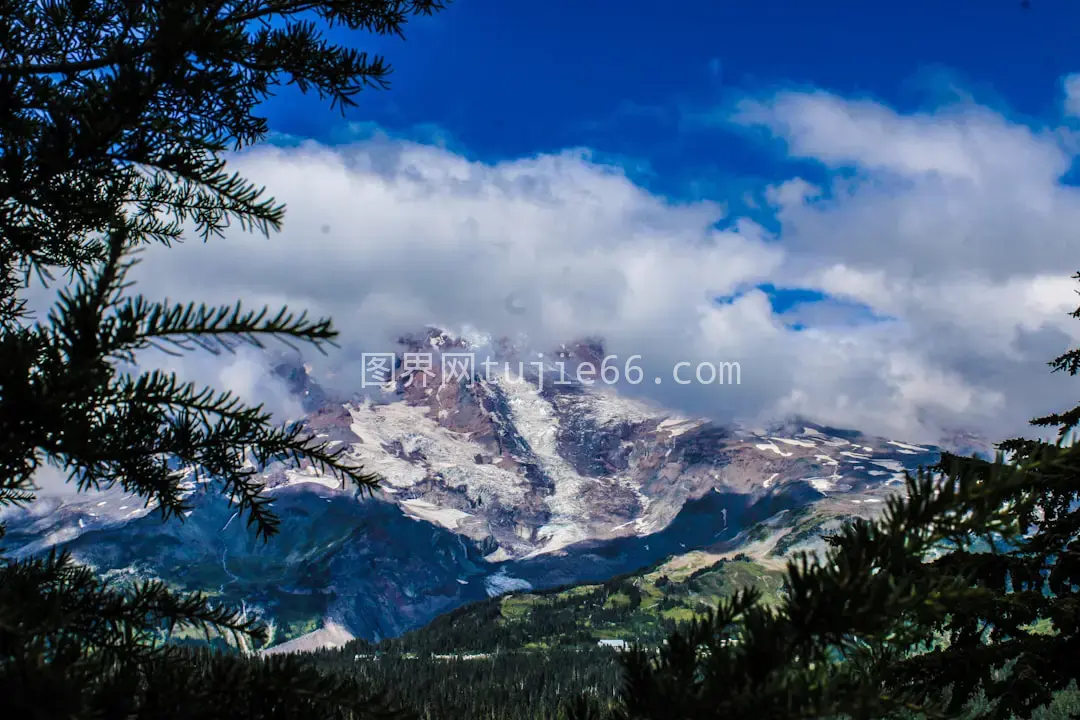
[1,2,448,716]
[121,296,340,357]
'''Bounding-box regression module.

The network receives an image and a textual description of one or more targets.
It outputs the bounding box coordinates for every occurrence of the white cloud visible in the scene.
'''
[1064,74,1080,118]
[735,91,1069,183]
[64,78,1080,446]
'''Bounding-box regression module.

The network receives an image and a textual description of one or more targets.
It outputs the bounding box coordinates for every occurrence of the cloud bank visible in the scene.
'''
[116,79,1080,446]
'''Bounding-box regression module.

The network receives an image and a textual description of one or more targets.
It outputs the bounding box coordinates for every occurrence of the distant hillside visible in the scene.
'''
[306,551,786,719]
[350,550,785,655]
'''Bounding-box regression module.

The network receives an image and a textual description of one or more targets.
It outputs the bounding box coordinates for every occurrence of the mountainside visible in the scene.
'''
[295,551,786,720]
[332,549,789,657]
[0,328,957,649]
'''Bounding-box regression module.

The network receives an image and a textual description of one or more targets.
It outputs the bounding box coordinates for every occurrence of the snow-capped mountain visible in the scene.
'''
[0,328,950,647]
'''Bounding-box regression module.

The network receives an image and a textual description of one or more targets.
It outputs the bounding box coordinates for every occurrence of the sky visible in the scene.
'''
[125,0,1080,446]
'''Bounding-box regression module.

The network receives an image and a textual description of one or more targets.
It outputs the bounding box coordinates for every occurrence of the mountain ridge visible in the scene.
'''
[1,327,972,649]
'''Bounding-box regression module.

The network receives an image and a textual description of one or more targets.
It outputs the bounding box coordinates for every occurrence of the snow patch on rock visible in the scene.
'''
[888,440,929,453]
[401,499,472,530]
[484,568,533,597]
[261,621,354,656]
[756,440,794,457]
[771,437,817,448]
[498,374,601,556]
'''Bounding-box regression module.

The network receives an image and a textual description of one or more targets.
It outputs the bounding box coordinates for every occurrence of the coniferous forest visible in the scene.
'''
[3,1,1080,719]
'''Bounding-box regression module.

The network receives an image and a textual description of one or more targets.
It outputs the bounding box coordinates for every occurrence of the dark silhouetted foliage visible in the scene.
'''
[0,1,446,717]
[581,276,1080,719]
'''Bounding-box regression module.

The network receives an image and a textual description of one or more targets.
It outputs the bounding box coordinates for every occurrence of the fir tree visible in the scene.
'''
[584,279,1080,719]
[0,1,446,717]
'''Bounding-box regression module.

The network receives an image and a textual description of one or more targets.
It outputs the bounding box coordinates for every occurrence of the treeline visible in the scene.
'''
[295,554,779,718]
[310,648,622,720]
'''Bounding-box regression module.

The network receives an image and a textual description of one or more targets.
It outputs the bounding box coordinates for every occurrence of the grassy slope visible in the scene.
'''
[501,554,785,645]
[303,551,787,719]
[340,551,787,656]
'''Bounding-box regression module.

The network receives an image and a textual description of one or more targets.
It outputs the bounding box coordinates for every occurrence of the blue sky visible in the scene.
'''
[146,1,1080,444]
[261,0,1077,194]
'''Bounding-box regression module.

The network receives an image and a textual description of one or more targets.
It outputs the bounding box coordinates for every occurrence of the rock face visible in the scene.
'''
[1,328,946,647]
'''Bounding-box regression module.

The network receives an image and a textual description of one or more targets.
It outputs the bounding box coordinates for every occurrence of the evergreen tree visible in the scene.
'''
[588,279,1080,719]
[0,1,446,717]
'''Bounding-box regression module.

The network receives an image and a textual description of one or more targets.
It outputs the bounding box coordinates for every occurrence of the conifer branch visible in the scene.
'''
[0,5,448,713]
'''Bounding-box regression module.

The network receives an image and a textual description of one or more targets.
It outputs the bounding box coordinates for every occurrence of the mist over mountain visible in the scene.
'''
[3,328,962,650]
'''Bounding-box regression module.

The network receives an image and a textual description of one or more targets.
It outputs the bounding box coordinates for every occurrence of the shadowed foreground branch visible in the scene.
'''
[0,1,448,717]
[578,277,1080,720]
